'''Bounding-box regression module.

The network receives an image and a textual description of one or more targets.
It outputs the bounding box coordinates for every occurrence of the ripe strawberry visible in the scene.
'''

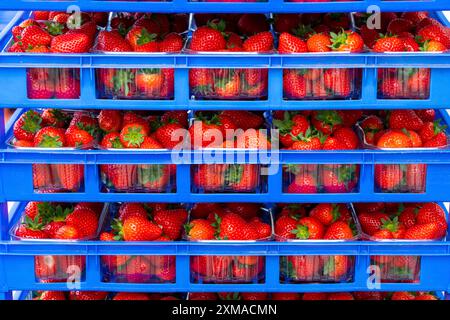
[113,293,150,300]
[373,35,405,52]
[16,216,48,239]
[328,292,354,300]
[140,136,163,149]
[389,110,424,131]
[287,173,318,193]
[391,291,416,300]
[153,208,187,240]
[193,164,227,191]
[422,39,447,51]
[33,127,65,148]
[311,110,343,135]
[323,68,352,97]
[379,77,405,98]
[415,293,438,300]
[310,203,341,226]
[278,32,307,53]
[38,291,66,300]
[307,33,332,52]
[65,126,94,148]
[191,26,226,52]
[56,164,84,191]
[401,11,429,24]
[419,120,447,143]
[121,216,162,241]
[402,37,420,51]
[102,164,137,190]
[324,221,354,240]
[50,33,91,53]
[273,14,301,33]
[54,225,81,239]
[117,203,148,221]
[161,111,188,128]
[215,73,241,98]
[293,216,324,239]
[235,130,270,149]
[243,31,274,52]
[375,164,403,191]
[95,30,133,52]
[377,130,412,148]
[225,164,258,192]
[126,27,159,52]
[156,122,184,149]
[417,24,450,48]
[358,212,391,236]
[271,293,301,300]
[404,223,440,240]
[119,124,146,148]
[21,25,52,47]
[360,24,379,48]
[220,111,264,130]
[416,202,447,238]
[275,214,300,239]
[100,132,123,149]
[159,32,183,53]
[387,18,414,35]
[283,70,306,99]
[186,219,216,240]
[13,110,42,142]
[330,30,364,52]
[65,208,98,238]
[98,110,122,133]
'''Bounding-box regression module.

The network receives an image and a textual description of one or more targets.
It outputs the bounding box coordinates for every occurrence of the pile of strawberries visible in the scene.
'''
[273,110,361,150]
[27,68,80,100]
[275,203,357,282]
[189,14,273,99]
[33,291,180,300]
[9,11,107,53]
[186,203,271,283]
[189,291,438,301]
[355,202,448,240]
[98,110,187,192]
[12,109,99,192]
[15,202,104,281]
[99,203,188,283]
[359,110,447,192]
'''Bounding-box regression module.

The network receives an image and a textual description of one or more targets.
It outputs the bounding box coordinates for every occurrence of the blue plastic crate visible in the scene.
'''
[1,201,450,298]
[1,12,450,110]
[0,0,449,13]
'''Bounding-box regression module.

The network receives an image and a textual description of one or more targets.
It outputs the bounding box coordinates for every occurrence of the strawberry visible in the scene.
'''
[41,109,68,128]
[275,214,299,239]
[389,110,424,131]
[186,219,216,240]
[237,14,269,36]
[95,30,133,52]
[278,32,307,53]
[225,164,259,192]
[328,292,354,300]
[324,221,354,240]
[193,164,227,191]
[117,203,148,222]
[161,111,188,128]
[126,27,158,52]
[373,35,405,52]
[287,173,318,193]
[420,120,447,143]
[140,136,163,149]
[153,209,186,240]
[190,26,226,52]
[220,111,264,130]
[273,14,301,33]
[416,202,447,238]
[98,110,122,133]
[415,109,435,123]
[307,33,331,52]
[271,293,301,300]
[415,294,438,300]
[56,164,84,191]
[119,123,146,148]
[15,216,48,239]
[330,30,364,52]
[102,164,137,190]
[375,164,403,191]
[65,208,98,238]
[293,216,324,239]
[417,24,450,48]
[404,223,440,240]
[54,225,81,239]
[402,37,419,51]
[13,110,42,142]
[33,127,65,147]
[217,212,247,240]
[421,39,447,52]
[235,129,270,149]
[156,122,185,149]
[311,110,342,135]
[215,73,241,98]
[120,216,162,241]
[360,24,380,48]
[323,68,352,97]
[310,203,341,226]
[159,33,183,53]
[65,126,94,148]
[50,33,91,53]
[113,293,150,300]
[379,77,405,98]
[391,292,416,300]
[407,69,430,97]
[332,127,359,150]
[358,212,391,236]
[424,132,448,147]
[377,130,412,148]
[20,25,52,47]
[243,31,274,52]
[401,11,429,24]
[100,132,123,149]
[387,18,414,35]
[283,70,306,99]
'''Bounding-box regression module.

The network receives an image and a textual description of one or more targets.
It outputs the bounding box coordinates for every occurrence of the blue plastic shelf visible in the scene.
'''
[0,12,450,110]
[0,0,449,13]
[1,202,450,297]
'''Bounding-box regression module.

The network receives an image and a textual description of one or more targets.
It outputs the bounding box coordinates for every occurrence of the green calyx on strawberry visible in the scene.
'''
[138,165,166,184]
[207,19,227,35]
[38,134,63,148]
[109,136,124,149]
[212,213,224,240]
[273,111,296,135]
[431,119,447,135]
[291,24,314,39]
[110,218,125,241]
[329,164,357,184]
[37,202,73,224]
[291,224,311,240]
[21,110,42,135]
[330,29,350,50]
[315,110,343,129]
[323,256,338,276]
[76,121,98,137]
[137,28,157,46]
[122,126,145,147]
[111,69,135,96]
[44,21,64,36]
[22,215,45,231]
[380,216,401,233]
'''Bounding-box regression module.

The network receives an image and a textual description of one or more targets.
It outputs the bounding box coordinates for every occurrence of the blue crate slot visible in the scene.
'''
[0,12,450,110]
[0,0,450,13]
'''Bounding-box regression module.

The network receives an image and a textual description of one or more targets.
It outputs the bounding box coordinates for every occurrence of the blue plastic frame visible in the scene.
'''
[0,0,449,13]
[1,12,450,110]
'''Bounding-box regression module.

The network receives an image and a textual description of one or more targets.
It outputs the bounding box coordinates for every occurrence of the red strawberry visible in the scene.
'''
[237,14,269,36]
[156,122,184,149]
[310,203,341,226]
[243,31,274,52]
[119,124,147,148]
[13,110,42,142]
[330,30,364,52]
[65,126,94,148]
[293,216,325,239]
[65,208,99,238]
[389,110,424,131]
[69,291,108,301]
[287,173,318,193]
[416,202,447,238]
[307,33,332,52]
[100,132,123,149]
[56,164,84,191]
[50,33,91,53]
[33,127,66,148]
[54,225,81,239]
[375,164,403,191]
[38,291,66,300]
[373,35,405,52]
[278,32,307,53]
[190,26,226,52]
[377,130,412,148]
[95,30,133,52]
[324,221,354,239]
[415,109,435,122]
[404,223,440,240]
[121,217,163,241]
[159,33,183,53]
[220,111,264,130]
[387,18,414,35]
[98,110,122,133]
[275,215,299,239]
[417,24,450,48]
[153,208,188,240]
[126,27,159,52]
[186,219,216,240]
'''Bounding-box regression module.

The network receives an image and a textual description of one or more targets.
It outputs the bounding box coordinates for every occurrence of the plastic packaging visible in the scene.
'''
[283,164,360,194]
[96,68,175,100]
[192,164,266,193]
[100,164,176,193]
[276,204,360,283]
[377,68,430,100]
[283,68,362,100]
[32,163,85,193]
[26,68,80,100]
[374,163,427,193]
[10,203,108,282]
[188,207,273,284]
